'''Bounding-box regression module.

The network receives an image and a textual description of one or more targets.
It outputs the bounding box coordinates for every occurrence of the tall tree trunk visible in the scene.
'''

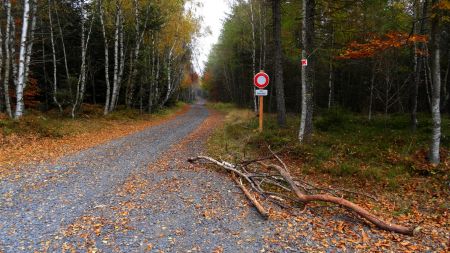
[328,29,334,109]
[99,1,111,115]
[48,0,63,113]
[299,0,315,142]
[109,3,124,112]
[148,34,156,113]
[54,0,71,99]
[14,0,32,119]
[161,38,177,107]
[71,0,94,118]
[125,0,142,108]
[369,62,376,121]
[429,0,442,165]
[272,0,287,126]
[23,1,36,88]
[116,13,125,110]
[0,25,3,113]
[3,0,13,118]
[411,0,428,130]
[250,0,258,113]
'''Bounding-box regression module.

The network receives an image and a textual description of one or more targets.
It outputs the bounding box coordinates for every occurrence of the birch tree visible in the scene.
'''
[411,0,428,130]
[48,0,63,112]
[3,0,13,118]
[14,0,32,119]
[299,0,315,143]
[99,0,111,115]
[108,1,125,112]
[429,0,442,165]
[71,0,94,118]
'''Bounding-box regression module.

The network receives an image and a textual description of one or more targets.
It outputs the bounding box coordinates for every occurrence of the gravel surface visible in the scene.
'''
[1,104,443,252]
[0,105,210,252]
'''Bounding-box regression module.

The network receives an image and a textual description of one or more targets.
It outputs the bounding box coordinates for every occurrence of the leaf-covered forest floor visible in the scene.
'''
[207,103,449,251]
[0,102,189,179]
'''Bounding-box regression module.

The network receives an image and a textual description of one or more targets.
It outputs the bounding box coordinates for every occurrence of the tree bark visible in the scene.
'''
[0,25,3,112]
[54,0,71,99]
[250,0,258,113]
[99,1,111,115]
[328,29,334,110]
[125,0,144,108]
[429,0,441,165]
[14,0,32,119]
[411,0,428,130]
[3,0,13,118]
[148,34,157,113]
[109,2,124,112]
[189,155,417,235]
[48,0,63,113]
[71,0,94,118]
[272,0,287,126]
[23,0,37,89]
[369,63,376,121]
[299,0,315,142]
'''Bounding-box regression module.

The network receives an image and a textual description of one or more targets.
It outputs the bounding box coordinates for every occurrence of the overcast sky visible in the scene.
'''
[191,0,232,74]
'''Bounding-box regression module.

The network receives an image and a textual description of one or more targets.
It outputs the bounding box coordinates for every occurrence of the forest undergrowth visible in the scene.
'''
[207,103,449,242]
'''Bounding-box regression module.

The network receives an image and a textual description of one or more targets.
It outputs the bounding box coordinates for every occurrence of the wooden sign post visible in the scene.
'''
[253,71,270,132]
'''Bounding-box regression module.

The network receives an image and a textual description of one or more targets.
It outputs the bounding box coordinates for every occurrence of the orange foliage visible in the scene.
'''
[337,32,428,60]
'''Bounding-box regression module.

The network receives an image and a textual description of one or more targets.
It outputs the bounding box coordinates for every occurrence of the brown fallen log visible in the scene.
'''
[188,155,419,236]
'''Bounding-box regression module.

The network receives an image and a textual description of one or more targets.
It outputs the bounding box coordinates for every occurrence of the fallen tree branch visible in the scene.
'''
[188,155,419,236]
[231,173,269,219]
[267,162,417,236]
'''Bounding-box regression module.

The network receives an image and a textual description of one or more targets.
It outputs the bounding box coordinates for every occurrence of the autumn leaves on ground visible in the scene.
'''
[0,103,190,178]
[1,102,448,252]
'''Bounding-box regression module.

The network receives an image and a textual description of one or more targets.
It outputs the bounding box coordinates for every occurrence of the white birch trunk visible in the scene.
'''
[14,0,31,119]
[99,1,111,115]
[429,0,441,164]
[23,1,36,88]
[54,0,71,97]
[109,4,124,112]
[148,34,156,113]
[125,0,143,108]
[48,0,63,112]
[116,12,125,109]
[0,24,3,112]
[71,0,94,118]
[299,0,315,142]
[161,40,177,107]
[3,0,13,118]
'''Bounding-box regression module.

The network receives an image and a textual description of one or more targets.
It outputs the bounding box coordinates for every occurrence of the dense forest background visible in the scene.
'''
[204,0,449,115]
[0,0,200,119]
[203,0,449,164]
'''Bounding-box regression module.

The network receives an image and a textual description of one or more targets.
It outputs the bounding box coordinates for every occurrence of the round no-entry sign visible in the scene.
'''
[254,71,270,89]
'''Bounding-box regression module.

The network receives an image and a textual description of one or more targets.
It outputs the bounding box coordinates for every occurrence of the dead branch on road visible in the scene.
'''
[188,149,419,236]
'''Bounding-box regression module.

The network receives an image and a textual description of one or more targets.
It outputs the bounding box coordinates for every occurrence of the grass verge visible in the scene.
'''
[207,103,449,218]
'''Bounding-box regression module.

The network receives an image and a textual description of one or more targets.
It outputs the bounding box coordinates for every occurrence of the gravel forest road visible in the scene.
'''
[1,104,443,253]
[0,104,312,253]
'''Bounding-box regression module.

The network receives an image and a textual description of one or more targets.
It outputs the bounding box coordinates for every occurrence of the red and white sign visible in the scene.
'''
[253,71,270,89]
[301,59,308,66]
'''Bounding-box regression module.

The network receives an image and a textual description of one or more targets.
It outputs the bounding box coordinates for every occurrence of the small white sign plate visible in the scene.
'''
[255,89,268,96]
